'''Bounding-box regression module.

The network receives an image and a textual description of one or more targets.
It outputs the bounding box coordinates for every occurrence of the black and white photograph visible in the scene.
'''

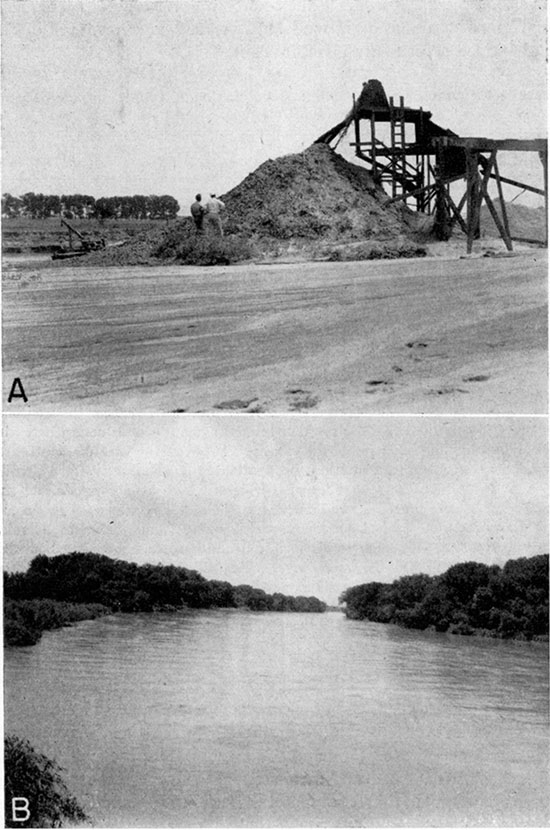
[2,0,548,828]
[3,415,549,826]
[2,0,547,414]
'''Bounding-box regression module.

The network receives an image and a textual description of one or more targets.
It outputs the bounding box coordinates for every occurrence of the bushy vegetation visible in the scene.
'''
[4,552,326,646]
[4,599,110,647]
[155,224,255,265]
[324,241,427,261]
[5,735,87,827]
[340,555,548,640]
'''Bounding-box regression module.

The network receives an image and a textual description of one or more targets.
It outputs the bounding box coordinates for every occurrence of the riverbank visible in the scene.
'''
[344,608,549,642]
[341,554,549,642]
[4,599,111,647]
[4,552,327,648]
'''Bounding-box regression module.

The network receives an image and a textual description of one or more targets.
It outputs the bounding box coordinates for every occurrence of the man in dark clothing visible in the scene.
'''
[190,194,206,233]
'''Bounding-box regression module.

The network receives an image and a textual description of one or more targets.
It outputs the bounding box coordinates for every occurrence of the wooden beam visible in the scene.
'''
[371,112,377,178]
[448,189,468,231]
[386,173,465,205]
[390,101,396,198]
[385,182,437,205]
[540,149,548,247]
[510,236,546,245]
[432,137,547,153]
[476,154,513,251]
[483,190,513,251]
[466,150,481,254]
[350,142,434,156]
[487,174,545,196]
[492,157,512,243]
[443,189,468,236]
[476,150,514,250]
[353,93,361,159]
[479,150,513,249]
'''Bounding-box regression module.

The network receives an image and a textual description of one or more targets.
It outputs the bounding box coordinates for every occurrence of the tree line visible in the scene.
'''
[1,192,180,220]
[339,554,548,640]
[4,552,326,646]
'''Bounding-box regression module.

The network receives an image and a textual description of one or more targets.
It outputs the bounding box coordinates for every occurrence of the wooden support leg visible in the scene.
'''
[482,190,514,251]
[479,151,512,251]
[465,151,479,253]
[370,113,377,180]
[492,157,512,245]
[448,189,468,232]
[444,189,468,236]
[540,150,548,247]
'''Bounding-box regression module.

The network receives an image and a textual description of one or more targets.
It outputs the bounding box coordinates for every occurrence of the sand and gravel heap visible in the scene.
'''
[480,199,546,243]
[80,143,425,266]
[220,142,420,241]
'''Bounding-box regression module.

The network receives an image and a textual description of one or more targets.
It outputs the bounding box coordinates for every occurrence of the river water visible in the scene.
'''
[4,610,548,827]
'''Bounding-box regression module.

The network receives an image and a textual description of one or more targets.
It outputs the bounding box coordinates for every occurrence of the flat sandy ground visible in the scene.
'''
[3,249,547,413]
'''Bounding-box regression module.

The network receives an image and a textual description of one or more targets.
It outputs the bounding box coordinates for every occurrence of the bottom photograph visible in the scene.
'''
[3,414,549,828]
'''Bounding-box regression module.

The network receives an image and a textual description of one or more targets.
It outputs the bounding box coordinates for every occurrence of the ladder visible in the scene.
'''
[389,96,407,202]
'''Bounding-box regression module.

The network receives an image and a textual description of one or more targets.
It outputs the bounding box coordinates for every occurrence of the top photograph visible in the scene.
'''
[2,0,547,414]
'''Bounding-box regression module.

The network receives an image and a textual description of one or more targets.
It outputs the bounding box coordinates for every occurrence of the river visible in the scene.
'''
[4,610,548,826]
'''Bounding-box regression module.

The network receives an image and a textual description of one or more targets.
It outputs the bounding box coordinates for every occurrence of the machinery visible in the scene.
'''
[52,217,106,260]
[316,79,547,250]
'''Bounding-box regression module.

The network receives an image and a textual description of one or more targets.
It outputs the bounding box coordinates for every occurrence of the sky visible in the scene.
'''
[1,0,547,209]
[3,415,547,605]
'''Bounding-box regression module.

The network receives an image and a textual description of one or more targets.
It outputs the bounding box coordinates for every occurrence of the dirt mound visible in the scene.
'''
[480,199,546,243]
[75,144,425,266]
[221,142,419,241]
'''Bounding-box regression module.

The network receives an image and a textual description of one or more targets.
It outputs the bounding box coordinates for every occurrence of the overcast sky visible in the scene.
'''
[4,415,547,604]
[2,0,547,209]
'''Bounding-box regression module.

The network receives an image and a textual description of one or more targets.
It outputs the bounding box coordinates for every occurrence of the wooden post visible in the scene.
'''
[371,112,377,179]
[477,152,512,251]
[465,150,478,253]
[389,96,396,198]
[492,156,512,244]
[444,189,468,236]
[540,149,548,247]
[399,96,405,205]
[352,93,361,159]
[448,189,468,232]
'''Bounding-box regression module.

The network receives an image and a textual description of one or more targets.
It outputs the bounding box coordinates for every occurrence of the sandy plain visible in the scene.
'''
[2,249,547,414]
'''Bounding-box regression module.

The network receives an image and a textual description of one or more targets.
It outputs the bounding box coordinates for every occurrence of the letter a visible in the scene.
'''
[12,797,30,822]
[7,378,28,403]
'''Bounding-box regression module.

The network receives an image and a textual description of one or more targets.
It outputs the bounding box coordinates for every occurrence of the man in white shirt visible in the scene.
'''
[205,193,225,237]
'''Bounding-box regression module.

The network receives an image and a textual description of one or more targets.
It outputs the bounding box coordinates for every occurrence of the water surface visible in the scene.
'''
[4,610,548,826]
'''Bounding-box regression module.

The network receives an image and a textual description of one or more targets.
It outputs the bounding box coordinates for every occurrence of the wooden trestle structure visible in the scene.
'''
[315,80,548,251]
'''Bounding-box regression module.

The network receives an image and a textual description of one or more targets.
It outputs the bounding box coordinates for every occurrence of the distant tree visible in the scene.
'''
[4,551,326,638]
[2,193,23,218]
[441,561,491,607]
[95,197,116,222]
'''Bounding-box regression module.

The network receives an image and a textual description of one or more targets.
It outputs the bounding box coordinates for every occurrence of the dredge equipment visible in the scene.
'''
[316,79,547,250]
[52,217,106,260]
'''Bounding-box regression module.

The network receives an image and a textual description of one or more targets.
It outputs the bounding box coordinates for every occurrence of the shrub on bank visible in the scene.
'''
[5,735,88,827]
[4,599,110,647]
[340,554,549,641]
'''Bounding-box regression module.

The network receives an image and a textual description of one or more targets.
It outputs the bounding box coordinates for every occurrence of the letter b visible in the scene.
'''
[11,798,30,822]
